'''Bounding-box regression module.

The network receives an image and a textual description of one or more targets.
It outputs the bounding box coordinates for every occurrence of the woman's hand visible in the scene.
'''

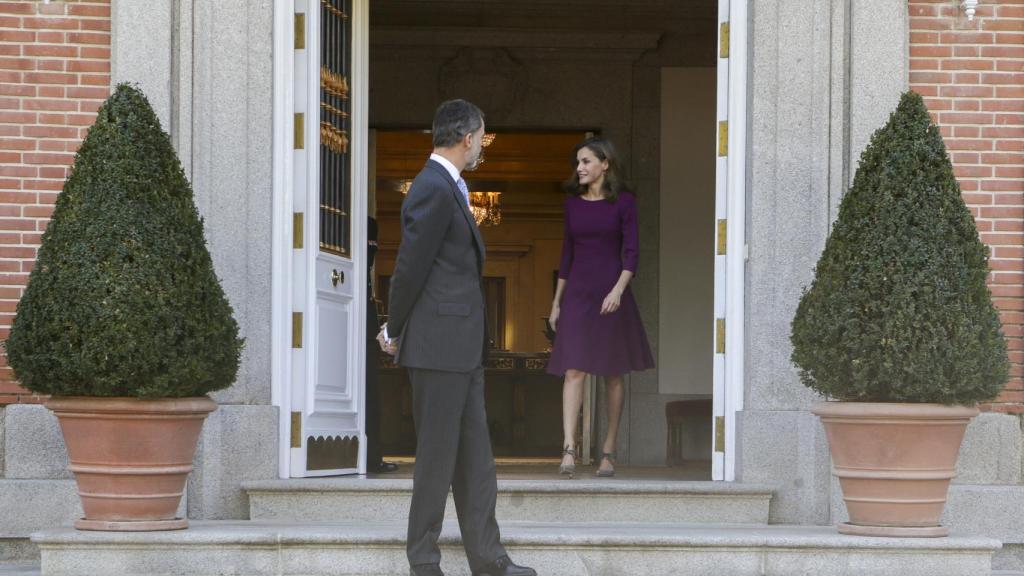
[549,304,560,331]
[600,288,622,315]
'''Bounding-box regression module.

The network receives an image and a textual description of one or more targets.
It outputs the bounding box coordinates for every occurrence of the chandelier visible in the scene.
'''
[469,191,501,227]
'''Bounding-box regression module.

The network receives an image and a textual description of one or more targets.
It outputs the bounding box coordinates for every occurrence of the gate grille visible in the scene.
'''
[319,0,351,256]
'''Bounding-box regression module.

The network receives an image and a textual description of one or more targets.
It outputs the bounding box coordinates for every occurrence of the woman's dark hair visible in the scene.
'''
[563,137,630,201]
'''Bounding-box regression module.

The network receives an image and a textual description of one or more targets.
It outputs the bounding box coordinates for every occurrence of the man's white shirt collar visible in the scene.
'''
[430,153,461,184]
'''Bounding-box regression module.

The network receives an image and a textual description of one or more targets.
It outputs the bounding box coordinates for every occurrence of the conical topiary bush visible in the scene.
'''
[790,91,1008,405]
[5,83,243,398]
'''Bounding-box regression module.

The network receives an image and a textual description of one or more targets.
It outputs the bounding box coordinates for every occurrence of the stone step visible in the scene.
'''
[32,520,998,576]
[0,563,40,576]
[243,478,774,525]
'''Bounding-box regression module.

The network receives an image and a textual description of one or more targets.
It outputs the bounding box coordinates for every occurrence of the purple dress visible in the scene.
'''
[547,193,655,377]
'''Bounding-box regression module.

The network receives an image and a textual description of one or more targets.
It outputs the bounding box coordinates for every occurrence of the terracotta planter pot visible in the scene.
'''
[813,401,977,537]
[45,396,217,531]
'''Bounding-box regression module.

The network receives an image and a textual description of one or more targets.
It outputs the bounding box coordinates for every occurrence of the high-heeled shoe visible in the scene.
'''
[559,445,577,478]
[596,452,616,477]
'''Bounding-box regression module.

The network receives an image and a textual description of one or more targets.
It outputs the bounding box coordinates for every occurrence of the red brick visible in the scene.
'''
[0,83,33,98]
[953,99,980,111]
[0,57,35,71]
[66,112,99,126]
[982,99,1024,112]
[997,141,1024,153]
[912,58,941,71]
[20,179,62,191]
[68,4,111,18]
[22,17,79,31]
[22,205,53,219]
[983,126,1024,138]
[22,125,77,139]
[0,30,33,43]
[0,3,35,15]
[911,31,941,44]
[942,137,991,150]
[35,59,64,72]
[954,164,994,178]
[953,45,981,57]
[940,31,994,44]
[911,45,952,57]
[984,72,1024,85]
[38,166,66,179]
[66,59,108,73]
[983,45,1024,59]
[79,46,109,60]
[995,113,1024,125]
[0,138,36,151]
[996,86,1024,99]
[35,31,64,44]
[22,72,76,85]
[79,74,109,86]
[22,44,78,58]
[996,33,1024,46]
[939,85,994,98]
[66,32,109,45]
[66,85,107,100]
[952,126,982,138]
[996,60,1024,73]
[941,58,994,71]
[983,19,1024,32]
[911,71,954,84]
[996,166,1024,179]
[78,18,109,32]
[36,112,66,125]
[22,98,77,112]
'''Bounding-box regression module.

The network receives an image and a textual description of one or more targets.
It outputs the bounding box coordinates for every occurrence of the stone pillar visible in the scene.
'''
[111,0,279,520]
[737,0,908,524]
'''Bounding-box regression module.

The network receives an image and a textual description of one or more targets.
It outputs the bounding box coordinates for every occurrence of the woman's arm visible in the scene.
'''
[601,195,640,315]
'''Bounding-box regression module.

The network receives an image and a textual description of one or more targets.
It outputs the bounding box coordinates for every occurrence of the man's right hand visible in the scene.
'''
[376,325,398,356]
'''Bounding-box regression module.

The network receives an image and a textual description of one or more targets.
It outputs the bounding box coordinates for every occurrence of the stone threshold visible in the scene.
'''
[33,521,1000,576]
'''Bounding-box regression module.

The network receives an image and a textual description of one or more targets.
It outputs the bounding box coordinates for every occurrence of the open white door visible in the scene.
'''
[286,0,369,477]
[711,0,747,481]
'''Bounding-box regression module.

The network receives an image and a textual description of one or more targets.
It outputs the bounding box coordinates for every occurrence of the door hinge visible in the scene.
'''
[290,411,302,448]
[293,213,304,249]
[718,120,728,157]
[717,218,727,255]
[715,318,726,354]
[292,312,303,349]
[719,22,730,59]
[715,415,726,452]
[294,113,304,150]
[294,13,305,49]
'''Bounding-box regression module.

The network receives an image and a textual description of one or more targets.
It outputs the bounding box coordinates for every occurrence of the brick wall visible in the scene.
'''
[910,0,1024,413]
[0,0,111,404]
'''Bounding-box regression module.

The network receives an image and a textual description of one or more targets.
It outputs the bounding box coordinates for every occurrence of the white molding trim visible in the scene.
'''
[271,0,296,479]
[724,0,748,482]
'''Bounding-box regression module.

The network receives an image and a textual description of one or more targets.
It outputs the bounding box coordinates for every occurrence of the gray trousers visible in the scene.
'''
[406,366,506,569]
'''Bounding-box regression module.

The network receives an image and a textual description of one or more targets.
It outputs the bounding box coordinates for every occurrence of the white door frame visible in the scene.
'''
[712,0,748,482]
[271,0,370,478]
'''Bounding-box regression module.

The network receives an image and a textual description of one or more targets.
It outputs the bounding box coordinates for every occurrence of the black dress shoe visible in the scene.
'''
[372,460,399,473]
[409,564,444,576]
[472,556,536,576]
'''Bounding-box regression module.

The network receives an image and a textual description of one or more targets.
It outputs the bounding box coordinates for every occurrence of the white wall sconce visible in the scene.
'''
[962,0,979,20]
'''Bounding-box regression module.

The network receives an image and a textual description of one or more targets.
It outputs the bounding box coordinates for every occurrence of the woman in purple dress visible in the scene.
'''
[548,137,654,478]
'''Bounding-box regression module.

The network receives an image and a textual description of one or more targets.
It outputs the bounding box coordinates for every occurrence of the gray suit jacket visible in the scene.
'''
[387,159,487,372]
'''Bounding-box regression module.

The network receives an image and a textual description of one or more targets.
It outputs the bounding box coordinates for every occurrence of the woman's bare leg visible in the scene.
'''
[562,369,586,467]
[599,375,625,473]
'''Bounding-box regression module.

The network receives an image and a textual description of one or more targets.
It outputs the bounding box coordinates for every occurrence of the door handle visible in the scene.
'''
[331,269,344,287]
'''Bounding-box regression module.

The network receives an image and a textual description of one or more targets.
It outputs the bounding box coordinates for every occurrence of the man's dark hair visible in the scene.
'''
[432,99,484,148]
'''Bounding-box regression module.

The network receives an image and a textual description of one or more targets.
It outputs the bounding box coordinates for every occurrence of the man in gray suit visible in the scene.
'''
[378,100,535,576]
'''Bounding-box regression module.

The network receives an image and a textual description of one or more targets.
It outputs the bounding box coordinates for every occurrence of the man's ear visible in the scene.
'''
[463,131,474,149]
